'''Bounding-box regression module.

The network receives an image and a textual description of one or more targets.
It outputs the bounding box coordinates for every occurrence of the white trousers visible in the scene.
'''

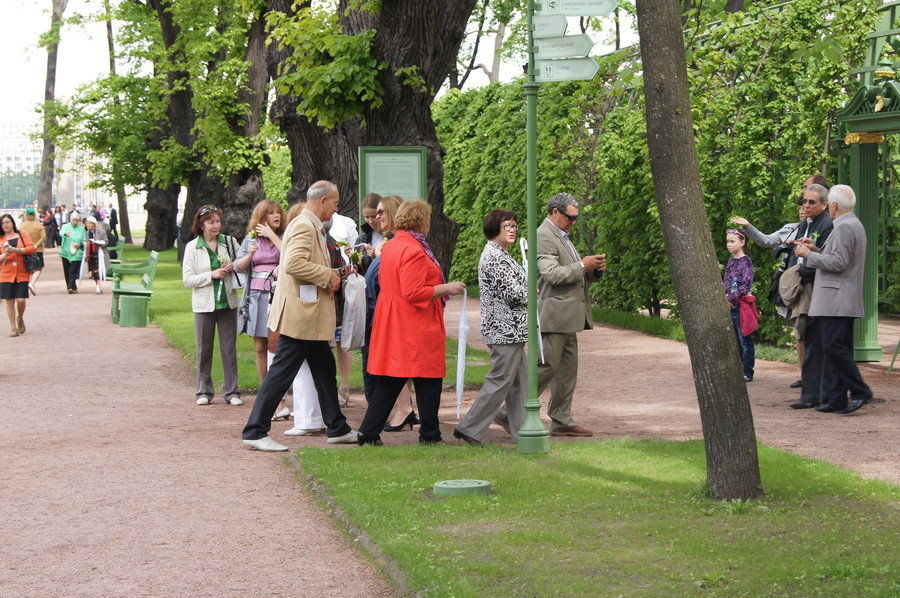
[268,352,324,430]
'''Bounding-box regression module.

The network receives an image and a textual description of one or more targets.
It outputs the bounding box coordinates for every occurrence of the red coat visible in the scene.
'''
[0,230,35,283]
[367,230,446,378]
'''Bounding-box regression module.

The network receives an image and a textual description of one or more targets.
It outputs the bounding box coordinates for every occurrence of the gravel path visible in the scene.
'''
[0,250,393,598]
[441,301,899,483]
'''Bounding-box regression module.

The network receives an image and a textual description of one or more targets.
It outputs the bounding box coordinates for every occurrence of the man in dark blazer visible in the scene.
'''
[794,184,874,414]
[497,192,605,437]
[108,203,119,235]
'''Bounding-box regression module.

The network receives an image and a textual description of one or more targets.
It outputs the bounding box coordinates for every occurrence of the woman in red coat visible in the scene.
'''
[358,200,466,445]
[1,214,36,337]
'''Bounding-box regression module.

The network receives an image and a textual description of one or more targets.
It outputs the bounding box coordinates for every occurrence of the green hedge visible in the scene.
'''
[437,0,880,345]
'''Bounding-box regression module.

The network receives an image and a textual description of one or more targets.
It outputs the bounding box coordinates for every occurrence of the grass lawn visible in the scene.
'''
[293,441,898,597]
[121,246,491,393]
[592,306,799,364]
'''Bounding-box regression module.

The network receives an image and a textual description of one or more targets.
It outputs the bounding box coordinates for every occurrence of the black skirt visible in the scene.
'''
[0,281,29,299]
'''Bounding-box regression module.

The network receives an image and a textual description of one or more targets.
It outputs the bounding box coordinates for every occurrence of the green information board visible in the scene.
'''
[358,146,428,202]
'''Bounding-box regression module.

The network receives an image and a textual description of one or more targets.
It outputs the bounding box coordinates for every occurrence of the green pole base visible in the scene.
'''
[518,434,550,454]
[853,343,883,362]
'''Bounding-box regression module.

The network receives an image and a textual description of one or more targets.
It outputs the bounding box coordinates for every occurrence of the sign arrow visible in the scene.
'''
[535,33,595,60]
[533,14,568,38]
[538,0,618,18]
[535,57,601,82]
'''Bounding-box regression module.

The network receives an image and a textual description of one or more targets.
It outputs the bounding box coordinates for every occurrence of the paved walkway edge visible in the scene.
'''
[287,453,417,598]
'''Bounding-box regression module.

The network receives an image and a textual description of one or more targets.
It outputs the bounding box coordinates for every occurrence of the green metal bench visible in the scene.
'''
[108,236,126,265]
[110,251,159,326]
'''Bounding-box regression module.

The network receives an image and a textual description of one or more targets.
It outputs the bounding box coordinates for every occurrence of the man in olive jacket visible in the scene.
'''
[794,184,874,415]
[499,193,605,437]
[242,180,357,451]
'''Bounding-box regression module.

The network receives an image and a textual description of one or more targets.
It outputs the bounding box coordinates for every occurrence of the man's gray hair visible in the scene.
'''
[828,184,856,211]
[805,184,829,205]
[547,192,578,215]
[307,180,338,203]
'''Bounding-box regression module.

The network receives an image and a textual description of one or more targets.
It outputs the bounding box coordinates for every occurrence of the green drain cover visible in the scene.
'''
[433,479,492,497]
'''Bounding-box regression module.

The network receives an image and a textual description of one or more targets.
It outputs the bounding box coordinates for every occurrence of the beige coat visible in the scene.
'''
[19,219,46,252]
[536,218,596,333]
[267,209,338,341]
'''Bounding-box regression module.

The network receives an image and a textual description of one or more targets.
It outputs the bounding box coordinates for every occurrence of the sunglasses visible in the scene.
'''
[799,199,824,206]
[199,206,220,216]
[556,210,578,222]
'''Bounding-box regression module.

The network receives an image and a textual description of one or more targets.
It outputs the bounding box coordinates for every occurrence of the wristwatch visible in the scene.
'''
[337,266,348,278]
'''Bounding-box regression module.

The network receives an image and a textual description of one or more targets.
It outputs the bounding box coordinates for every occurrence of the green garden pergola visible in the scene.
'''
[832,1,900,361]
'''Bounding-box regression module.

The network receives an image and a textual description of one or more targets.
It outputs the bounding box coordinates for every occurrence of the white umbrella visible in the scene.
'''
[519,238,545,364]
[455,289,470,419]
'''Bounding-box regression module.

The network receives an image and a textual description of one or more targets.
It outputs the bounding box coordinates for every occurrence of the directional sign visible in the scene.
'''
[538,0,618,18]
[535,33,594,60]
[533,14,568,38]
[535,58,600,83]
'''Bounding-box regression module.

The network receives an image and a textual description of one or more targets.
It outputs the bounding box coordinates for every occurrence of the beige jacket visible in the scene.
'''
[778,264,813,340]
[267,209,338,341]
[536,218,596,333]
[19,220,46,252]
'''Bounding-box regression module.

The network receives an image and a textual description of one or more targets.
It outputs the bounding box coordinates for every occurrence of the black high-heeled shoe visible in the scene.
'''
[383,411,417,432]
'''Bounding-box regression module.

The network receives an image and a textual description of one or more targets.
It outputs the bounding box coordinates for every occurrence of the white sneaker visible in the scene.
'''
[95,287,102,294]
[196,395,212,405]
[284,427,325,436]
[326,429,359,444]
[226,395,243,406]
[242,436,288,452]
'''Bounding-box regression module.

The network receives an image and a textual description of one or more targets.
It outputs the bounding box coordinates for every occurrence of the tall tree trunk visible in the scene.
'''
[725,0,746,12]
[104,0,133,243]
[339,0,476,274]
[37,0,68,207]
[220,7,270,237]
[266,0,363,214]
[150,0,227,257]
[636,0,762,500]
[143,183,181,250]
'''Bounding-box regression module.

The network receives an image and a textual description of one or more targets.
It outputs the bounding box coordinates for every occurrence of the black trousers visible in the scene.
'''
[358,376,442,443]
[361,313,377,402]
[817,316,873,409]
[61,257,79,291]
[242,334,351,440]
[799,319,825,404]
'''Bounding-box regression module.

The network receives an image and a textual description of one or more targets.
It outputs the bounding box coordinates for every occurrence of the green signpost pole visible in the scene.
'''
[518,0,551,455]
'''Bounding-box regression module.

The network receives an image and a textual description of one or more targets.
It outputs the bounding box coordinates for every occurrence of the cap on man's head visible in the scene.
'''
[25,208,35,215]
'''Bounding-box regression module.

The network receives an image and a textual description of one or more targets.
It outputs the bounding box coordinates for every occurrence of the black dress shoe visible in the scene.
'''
[418,437,443,445]
[837,396,873,415]
[356,433,383,446]
[790,400,817,409]
[789,379,803,389]
[453,428,484,446]
[815,404,839,413]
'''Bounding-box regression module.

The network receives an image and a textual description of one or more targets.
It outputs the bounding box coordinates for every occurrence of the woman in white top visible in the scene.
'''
[182,205,242,406]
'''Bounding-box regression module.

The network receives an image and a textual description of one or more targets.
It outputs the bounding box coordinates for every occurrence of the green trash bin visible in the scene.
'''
[119,295,150,327]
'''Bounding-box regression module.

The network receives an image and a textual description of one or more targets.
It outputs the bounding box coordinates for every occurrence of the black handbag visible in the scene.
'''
[9,238,40,272]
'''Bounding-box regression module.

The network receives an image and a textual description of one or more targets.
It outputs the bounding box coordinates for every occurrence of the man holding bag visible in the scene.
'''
[241,181,358,451]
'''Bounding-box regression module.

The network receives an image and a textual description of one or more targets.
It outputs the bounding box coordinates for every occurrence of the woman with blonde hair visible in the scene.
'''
[358,200,467,445]
[235,199,286,384]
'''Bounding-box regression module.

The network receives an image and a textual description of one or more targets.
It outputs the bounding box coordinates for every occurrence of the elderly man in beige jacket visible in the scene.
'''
[242,181,357,451]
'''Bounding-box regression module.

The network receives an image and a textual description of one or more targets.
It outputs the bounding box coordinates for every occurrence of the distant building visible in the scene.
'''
[0,122,42,209]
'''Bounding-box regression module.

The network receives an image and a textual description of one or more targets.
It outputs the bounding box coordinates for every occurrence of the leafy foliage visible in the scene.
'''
[268,3,383,129]
[436,0,879,344]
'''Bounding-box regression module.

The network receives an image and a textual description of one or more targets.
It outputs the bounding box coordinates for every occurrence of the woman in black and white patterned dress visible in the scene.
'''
[454,210,527,445]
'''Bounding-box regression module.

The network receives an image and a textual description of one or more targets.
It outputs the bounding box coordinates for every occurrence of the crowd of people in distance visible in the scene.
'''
[1,203,120,337]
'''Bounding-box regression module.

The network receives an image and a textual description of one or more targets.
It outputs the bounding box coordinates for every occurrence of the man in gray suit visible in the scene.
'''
[794,185,874,414]
[497,193,606,436]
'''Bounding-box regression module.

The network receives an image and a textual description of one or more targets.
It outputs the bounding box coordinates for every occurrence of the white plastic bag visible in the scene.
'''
[340,273,366,351]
